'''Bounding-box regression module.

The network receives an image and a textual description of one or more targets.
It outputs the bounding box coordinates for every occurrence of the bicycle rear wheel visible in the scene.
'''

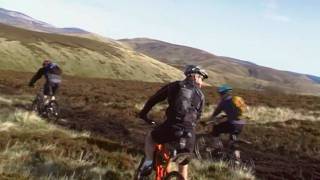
[46,101,60,122]
[164,171,184,180]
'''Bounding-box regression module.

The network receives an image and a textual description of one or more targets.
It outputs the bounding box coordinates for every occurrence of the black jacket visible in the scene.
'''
[29,64,62,86]
[139,80,205,129]
[29,67,45,86]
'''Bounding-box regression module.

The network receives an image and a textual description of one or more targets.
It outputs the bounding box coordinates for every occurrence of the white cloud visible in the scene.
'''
[262,0,292,22]
[265,0,279,10]
[264,12,291,22]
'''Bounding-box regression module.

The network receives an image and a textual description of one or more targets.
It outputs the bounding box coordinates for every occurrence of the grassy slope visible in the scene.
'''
[0,23,184,83]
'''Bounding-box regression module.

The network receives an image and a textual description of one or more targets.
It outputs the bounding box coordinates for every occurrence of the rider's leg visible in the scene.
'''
[178,164,188,180]
[211,121,232,149]
[140,131,155,170]
[43,82,51,105]
[51,83,59,101]
[229,124,244,164]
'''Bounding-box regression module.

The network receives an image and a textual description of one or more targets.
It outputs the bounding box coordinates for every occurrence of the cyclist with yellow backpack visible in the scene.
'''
[209,84,247,164]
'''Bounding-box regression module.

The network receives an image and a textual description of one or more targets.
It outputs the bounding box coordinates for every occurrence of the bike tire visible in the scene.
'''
[195,134,223,161]
[240,157,255,172]
[31,100,39,113]
[46,101,60,122]
[164,171,184,180]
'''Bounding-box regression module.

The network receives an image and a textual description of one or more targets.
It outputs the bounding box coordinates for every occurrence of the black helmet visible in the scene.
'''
[42,59,52,67]
[184,65,208,79]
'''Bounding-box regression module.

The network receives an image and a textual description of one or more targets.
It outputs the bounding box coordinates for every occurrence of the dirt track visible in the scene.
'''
[1,70,319,180]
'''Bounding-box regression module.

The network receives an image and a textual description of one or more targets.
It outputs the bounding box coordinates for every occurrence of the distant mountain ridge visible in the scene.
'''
[0,7,120,45]
[0,8,88,34]
[120,38,320,95]
[307,75,320,84]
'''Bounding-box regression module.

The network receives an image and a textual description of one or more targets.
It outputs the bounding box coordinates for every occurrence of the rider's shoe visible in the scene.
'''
[234,159,241,166]
[139,160,153,176]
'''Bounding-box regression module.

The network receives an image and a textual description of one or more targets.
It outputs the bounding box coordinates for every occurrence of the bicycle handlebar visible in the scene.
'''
[201,114,227,125]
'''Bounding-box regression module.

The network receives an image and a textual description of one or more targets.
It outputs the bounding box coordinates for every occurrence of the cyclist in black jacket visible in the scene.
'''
[28,60,62,104]
[138,65,208,180]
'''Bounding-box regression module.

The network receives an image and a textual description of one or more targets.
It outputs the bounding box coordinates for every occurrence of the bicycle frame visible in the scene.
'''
[154,144,171,180]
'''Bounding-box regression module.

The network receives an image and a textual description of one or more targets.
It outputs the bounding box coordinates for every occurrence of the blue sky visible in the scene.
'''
[0,0,319,76]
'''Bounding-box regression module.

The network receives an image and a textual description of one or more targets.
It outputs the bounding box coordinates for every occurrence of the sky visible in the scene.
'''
[0,0,319,76]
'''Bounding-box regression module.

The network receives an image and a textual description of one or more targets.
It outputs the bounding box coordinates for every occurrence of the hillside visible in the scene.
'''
[0,23,184,82]
[120,38,320,95]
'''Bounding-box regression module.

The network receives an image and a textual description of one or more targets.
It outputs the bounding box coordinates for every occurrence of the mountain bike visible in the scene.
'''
[135,121,194,180]
[195,116,255,169]
[31,88,60,122]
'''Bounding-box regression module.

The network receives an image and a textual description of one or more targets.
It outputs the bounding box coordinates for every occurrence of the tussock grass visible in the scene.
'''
[245,106,320,123]
[189,160,255,180]
[0,108,135,179]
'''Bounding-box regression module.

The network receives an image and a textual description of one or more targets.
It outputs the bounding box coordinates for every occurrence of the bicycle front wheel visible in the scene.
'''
[195,134,223,161]
[164,171,184,180]
[31,100,39,113]
[46,101,60,122]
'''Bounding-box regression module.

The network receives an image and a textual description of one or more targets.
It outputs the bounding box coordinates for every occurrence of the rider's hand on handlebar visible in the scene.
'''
[144,118,156,125]
[200,121,210,126]
[137,112,156,125]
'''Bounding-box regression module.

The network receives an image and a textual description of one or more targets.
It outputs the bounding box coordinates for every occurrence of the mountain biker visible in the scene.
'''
[209,84,246,164]
[138,65,208,180]
[28,60,62,104]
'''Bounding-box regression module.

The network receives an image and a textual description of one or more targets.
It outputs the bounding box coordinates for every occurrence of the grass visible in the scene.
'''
[0,94,256,180]
[245,106,320,123]
[0,109,135,179]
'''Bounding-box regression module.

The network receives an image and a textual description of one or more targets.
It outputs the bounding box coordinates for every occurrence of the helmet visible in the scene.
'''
[42,59,52,67]
[217,84,232,94]
[184,65,208,79]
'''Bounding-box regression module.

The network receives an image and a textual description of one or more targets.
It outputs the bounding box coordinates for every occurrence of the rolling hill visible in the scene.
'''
[119,38,320,95]
[0,23,184,82]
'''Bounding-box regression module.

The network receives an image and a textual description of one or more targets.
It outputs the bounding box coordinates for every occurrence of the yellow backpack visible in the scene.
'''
[232,96,247,115]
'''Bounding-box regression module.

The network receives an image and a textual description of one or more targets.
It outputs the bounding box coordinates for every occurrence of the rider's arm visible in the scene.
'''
[197,94,205,120]
[29,68,45,86]
[139,83,170,119]
[210,100,224,121]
